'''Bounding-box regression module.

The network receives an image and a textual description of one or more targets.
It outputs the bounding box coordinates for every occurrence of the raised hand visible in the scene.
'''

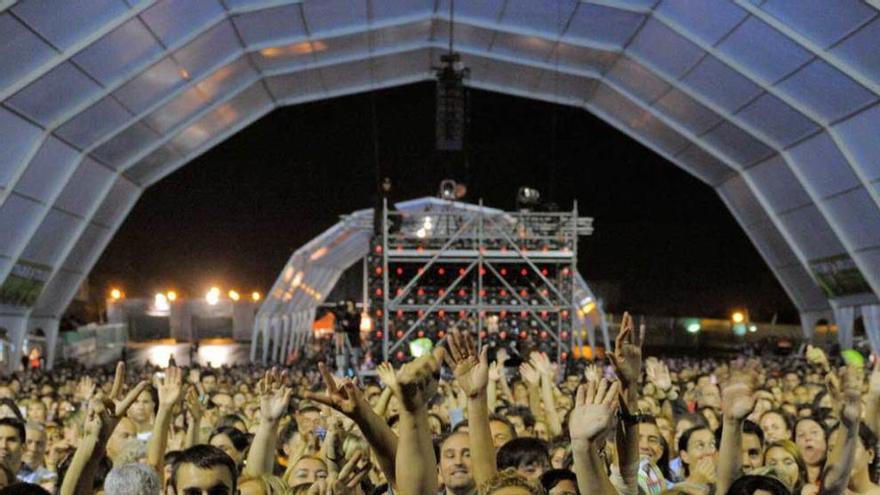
[376,362,400,394]
[646,358,672,391]
[157,366,184,408]
[836,365,864,427]
[445,329,488,399]
[530,352,556,381]
[256,367,292,422]
[76,377,96,402]
[690,457,717,484]
[584,363,602,383]
[330,450,371,494]
[569,378,620,444]
[305,363,366,417]
[806,345,831,373]
[609,311,642,389]
[108,362,150,421]
[396,347,445,411]
[519,363,540,387]
[184,388,203,419]
[488,361,503,382]
[721,379,755,421]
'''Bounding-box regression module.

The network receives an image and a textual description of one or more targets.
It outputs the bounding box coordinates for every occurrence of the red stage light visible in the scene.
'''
[396,267,404,275]
[438,289,445,296]
[561,351,568,360]
[541,311,548,318]
[375,267,383,275]
[397,310,403,317]
[501,246,508,252]
[458,289,466,297]
[520,311,527,318]
[520,268,528,276]
[375,288,383,296]
[459,310,466,317]
[561,310,569,318]
[418,267,424,275]
[396,351,405,360]
[376,331,383,338]
[438,268,445,275]
[562,268,570,276]
[540,331,548,339]
[500,289,507,297]
[438,330,446,338]
[418,310,424,317]
[479,268,487,276]
[418,331,425,338]
[500,268,508,276]
[520,289,527,297]
[500,310,507,318]
[499,331,508,340]
[438,310,446,318]
[519,331,527,339]
[541,268,548,276]
[417,246,424,253]
[375,245,382,253]
[480,331,487,339]
[417,288,425,296]
[458,268,466,276]
[376,310,383,317]
[561,331,568,339]
[396,331,404,338]
[396,288,403,296]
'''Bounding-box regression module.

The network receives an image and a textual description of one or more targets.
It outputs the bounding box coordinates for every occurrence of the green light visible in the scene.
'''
[409,337,433,358]
[732,323,747,336]
[687,322,701,333]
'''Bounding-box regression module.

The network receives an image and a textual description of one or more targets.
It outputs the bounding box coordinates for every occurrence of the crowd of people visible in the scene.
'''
[0,311,876,495]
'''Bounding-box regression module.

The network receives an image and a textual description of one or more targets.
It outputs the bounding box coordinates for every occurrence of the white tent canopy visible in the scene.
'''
[2,0,880,369]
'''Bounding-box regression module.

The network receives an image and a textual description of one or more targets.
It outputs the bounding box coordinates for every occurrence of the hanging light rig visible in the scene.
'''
[435,0,469,151]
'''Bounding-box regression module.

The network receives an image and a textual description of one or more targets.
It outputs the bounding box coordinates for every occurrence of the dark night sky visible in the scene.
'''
[92,82,798,323]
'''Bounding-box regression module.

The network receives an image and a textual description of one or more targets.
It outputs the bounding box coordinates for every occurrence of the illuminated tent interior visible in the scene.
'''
[2,0,880,369]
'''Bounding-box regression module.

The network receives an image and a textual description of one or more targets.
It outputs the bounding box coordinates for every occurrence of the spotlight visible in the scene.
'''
[110,289,123,300]
[166,291,177,302]
[206,287,220,305]
[439,179,457,200]
[251,291,261,302]
[732,311,745,323]
[517,187,541,208]
[154,293,170,312]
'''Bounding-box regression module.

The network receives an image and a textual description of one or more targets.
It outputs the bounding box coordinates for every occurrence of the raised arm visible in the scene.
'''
[244,368,292,478]
[717,376,756,495]
[183,388,204,448]
[62,363,147,495]
[866,361,880,437]
[570,378,621,495]
[392,348,445,495]
[148,366,184,479]
[609,312,642,495]
[822,365,864,495]
[532,352,563,438]
[448,329,495,487]
[306,362,399,487]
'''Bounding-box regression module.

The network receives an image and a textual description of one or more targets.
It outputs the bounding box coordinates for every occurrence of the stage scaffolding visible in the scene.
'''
[367,199,596,361]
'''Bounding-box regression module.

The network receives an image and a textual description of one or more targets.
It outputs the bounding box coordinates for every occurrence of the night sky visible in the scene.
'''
[91,82,798,323]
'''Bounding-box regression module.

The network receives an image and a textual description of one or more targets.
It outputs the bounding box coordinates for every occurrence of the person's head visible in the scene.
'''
[217,414,248,433]
[548,440,570,470]
[783,373,800,392]
[741,420,764,473]
[22,423,46,470]
[794,417,826,467]
[697,383,722,411]
[209,427,250,468]
[239,474,289,495]
[637,417,664,463]
[489,415,517,449]
[439,432,475,493]
[128,386,158,424]
[287,456,327,488]
[170,445,237,495]
[724,474,790,495]
[27,402,47,423]
[678,426,716,475]
[107,417,138,464]
[759,410,793,443]
[296,406,323,435]
[201,371,218,394]
[211,393,234,417]
[496,437,551,481]
[507,407,536,437]
[480,468,545,495]
[0,418,25,473]
[674,413,708,453]
[540,469,577,495]
[105,463,162,495]
[0,400,23,423]
[762,440,807,493]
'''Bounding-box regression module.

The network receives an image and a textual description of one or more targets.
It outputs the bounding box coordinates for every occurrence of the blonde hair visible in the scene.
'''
[479,468,546,495]
[240,474,291,495]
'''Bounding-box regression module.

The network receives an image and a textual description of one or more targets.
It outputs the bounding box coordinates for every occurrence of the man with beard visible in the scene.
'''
[0,418,24,477]
[439,432,476,495]
[17,423,54,485]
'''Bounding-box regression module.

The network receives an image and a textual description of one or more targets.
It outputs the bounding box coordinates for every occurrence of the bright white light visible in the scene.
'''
[291,272,303,288]
[228,290,240,301]
[416,228,427,238]
[252,291,261,302]
[198,345,232,368]
[206,287,220,305]
[423,216,433,230]
[154,293,170,312]
[166,291,177,302]
[749,325,757,333]
[360,314,372,332]
[146,344,178,367]
[687,322,701,333]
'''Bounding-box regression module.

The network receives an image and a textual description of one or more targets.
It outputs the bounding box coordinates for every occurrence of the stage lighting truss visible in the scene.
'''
[367,200,594,362]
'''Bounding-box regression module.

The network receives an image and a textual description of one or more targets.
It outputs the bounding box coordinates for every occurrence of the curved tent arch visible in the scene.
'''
[0,0,878,370]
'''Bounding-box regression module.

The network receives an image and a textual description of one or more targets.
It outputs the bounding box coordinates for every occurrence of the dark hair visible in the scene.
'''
[452,420,468,433]
[0,483,51,495]
[506,406,537,429]
[200,370,217,381]
[209,426,250,453]
[496,437,550,471]
[678,425,713,476]
[488,414,517,440]
[170,445,238,493]
[0,418,26,444]
[725,474,790,495]
[794,417,828,446]
[141,385,160,415]
[675,412,709,431]
[539,469,577,493]
[743,420,764,446]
